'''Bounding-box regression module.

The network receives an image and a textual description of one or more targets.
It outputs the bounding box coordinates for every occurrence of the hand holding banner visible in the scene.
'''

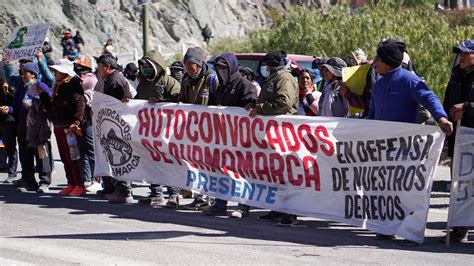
[92,92,445,243]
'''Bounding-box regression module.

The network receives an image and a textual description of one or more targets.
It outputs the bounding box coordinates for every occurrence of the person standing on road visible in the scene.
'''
[367,39,453,241]
[11,63,52,193]
[95,53,134,204]
[246,51,300,226]
[201,52,257,218]
[40,59,86,196]
[135,50,182,209]
[0,81,18,184]
[179,47,218,210]
[442,39,474,243]
[73,56,101,193]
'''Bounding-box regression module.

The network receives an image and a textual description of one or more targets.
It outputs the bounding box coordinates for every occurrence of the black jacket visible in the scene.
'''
[443,65,474,156]
[210,53,257,108]
[103,70,128,101]
[0,90,15,123]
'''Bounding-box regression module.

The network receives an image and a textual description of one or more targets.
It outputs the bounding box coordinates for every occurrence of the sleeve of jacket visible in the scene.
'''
[306,91,321,114]
[178,82,187,103]
[3,64,21,89]
[411,80,447,121]
[367,95,375,119]
[255,77,294,115]
[164,76,181,103]
[37,55,55,88]
[72,93,86,125]
[443,73,457,121]
[239,80,257,108]
[343,89,365,109]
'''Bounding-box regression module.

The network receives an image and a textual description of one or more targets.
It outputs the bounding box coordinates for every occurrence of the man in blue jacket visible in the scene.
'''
[368,39,452,135]
[368,39,453,243]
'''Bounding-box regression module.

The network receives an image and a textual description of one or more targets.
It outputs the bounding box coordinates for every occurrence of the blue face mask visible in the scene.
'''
[24,79,34,88]
[260,66,270,78]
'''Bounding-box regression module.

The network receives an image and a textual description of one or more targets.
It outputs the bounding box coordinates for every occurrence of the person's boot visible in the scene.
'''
[16,184,39,192]
[108,193,133,204]
[3,175,18,184]
[258,211,285,221]
[12,179,25,187]
[69,186,86,197]
[58,185,75,195]
[201,204,227,216]
[36,184,49,193]
[183,196,208,210]
[278,214,298,227]
[230,208,250,219]
[442,227,469,243]
[164,195,179,209]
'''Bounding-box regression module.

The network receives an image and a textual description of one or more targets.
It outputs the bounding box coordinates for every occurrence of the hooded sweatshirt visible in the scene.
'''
[179,62,218,105]
[136,50,181,102]
[210,53,257,107]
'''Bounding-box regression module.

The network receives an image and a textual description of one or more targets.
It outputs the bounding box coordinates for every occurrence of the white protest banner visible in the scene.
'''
[3,23,49,61]
[448,126,474,227]
[92,92,445,243]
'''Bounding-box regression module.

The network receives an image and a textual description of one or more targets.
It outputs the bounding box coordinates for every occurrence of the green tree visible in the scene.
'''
[210,2,473,98]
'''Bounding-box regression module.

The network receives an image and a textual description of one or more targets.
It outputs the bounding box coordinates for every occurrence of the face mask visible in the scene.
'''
[24,79,35,88]
[216,68,229,85]
[260,66,270,78]
[142,67,155,78]
[172,72,183,81]
[190,70,200,80]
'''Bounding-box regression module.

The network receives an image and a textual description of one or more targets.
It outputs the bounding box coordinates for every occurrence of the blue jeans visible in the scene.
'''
[79,118,95,183]
[214,199,249,210]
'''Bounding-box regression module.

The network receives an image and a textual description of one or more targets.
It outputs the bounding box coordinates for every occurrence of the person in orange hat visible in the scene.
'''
[73,56,101,192]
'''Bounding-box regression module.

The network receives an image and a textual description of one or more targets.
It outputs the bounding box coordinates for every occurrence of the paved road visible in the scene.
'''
[0,160,472,264]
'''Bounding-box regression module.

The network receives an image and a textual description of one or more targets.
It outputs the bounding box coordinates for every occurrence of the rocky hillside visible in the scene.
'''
[0,0,329,64]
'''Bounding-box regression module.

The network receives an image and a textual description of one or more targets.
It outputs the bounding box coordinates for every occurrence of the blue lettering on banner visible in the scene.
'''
[186,170,278,204]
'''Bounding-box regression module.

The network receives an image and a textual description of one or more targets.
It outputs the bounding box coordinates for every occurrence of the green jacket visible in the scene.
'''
[256,68,298,115]
[136,50,181,102]
[179,63,218,105]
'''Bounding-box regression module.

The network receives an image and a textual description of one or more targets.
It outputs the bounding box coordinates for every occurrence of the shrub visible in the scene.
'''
[209,2,473,98]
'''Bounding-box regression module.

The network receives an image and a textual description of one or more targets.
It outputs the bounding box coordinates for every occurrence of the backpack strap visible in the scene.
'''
[209,72,217,94]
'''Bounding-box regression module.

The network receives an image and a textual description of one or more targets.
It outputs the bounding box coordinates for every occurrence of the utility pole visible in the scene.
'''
[142,2,150,56]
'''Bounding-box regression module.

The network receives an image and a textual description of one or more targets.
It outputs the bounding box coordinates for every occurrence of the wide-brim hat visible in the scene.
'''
[50,59,77,77]
[320,57,347,77]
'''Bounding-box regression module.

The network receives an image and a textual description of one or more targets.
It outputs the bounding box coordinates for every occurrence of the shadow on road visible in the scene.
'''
[1,183,472,254]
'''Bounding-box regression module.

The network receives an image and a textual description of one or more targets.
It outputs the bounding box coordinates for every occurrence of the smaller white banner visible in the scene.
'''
[3,23,49,61]
[448,126,474,227]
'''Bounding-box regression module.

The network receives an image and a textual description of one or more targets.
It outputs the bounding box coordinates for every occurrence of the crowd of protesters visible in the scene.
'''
[1,31,473,243]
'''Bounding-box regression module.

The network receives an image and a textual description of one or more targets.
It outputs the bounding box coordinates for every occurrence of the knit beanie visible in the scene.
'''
[184,47,205,65]
[21,62,39,76]
[262,51,284,67]
[376,39,406,68]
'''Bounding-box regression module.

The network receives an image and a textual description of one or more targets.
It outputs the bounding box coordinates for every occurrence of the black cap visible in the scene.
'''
[170,61,184,70]
[262,51,284,67]
[376,39,406,68]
